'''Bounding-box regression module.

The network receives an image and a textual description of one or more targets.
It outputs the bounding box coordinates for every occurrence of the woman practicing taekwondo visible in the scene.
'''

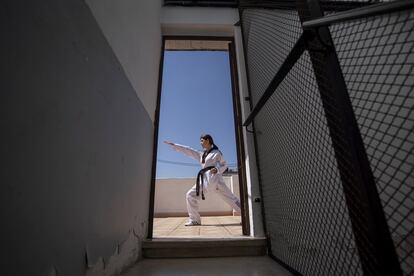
[164,134,241,226]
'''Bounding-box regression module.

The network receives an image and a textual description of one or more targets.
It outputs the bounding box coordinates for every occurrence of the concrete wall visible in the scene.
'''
[233,26,265,237]
[86,0,162,122]
[0,0,161,275]
[155,175,240,217]
[161,7,238,36]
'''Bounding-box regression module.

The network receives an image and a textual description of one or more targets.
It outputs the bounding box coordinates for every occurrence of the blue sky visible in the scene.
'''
[156,50,237,178]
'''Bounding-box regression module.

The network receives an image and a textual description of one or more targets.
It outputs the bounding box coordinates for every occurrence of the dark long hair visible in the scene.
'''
[200,134,215,146]
[200,134,220,163]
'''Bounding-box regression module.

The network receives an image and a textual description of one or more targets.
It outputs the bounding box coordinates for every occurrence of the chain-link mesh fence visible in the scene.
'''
[330,9,414,275]
[254,50,363,275]
[240,9,302,106]
[240,0,413,275]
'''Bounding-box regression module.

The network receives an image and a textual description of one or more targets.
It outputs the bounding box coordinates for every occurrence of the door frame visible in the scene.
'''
[147,35,250,238]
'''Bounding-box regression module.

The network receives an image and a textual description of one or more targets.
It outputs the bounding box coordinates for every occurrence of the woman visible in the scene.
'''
[164,134,241,226]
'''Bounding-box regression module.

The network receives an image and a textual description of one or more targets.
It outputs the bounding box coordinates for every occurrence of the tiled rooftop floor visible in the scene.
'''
[153,216,243,238]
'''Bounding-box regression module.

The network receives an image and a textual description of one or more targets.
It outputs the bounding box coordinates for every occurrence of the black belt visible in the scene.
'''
[196,166,215,200]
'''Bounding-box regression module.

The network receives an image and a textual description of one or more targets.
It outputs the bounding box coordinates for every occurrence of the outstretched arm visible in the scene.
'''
[164,141,201,161]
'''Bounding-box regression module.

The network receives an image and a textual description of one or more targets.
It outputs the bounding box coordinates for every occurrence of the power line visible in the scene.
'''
[157,159,237,167]
[157,159,199,167]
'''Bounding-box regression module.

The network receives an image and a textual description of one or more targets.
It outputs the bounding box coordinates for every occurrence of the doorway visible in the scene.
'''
[148,37,249,238]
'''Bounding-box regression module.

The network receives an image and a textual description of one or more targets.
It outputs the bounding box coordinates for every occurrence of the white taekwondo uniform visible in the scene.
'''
[169,143,241,224]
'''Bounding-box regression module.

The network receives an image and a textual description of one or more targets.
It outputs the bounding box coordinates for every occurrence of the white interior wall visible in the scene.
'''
[161,7,238,36]
[1,1,162,275]
[86,0,163,122]
[234,27,265,237]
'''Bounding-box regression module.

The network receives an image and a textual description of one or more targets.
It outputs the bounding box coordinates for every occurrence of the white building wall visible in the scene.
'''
[155,175,240,216]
